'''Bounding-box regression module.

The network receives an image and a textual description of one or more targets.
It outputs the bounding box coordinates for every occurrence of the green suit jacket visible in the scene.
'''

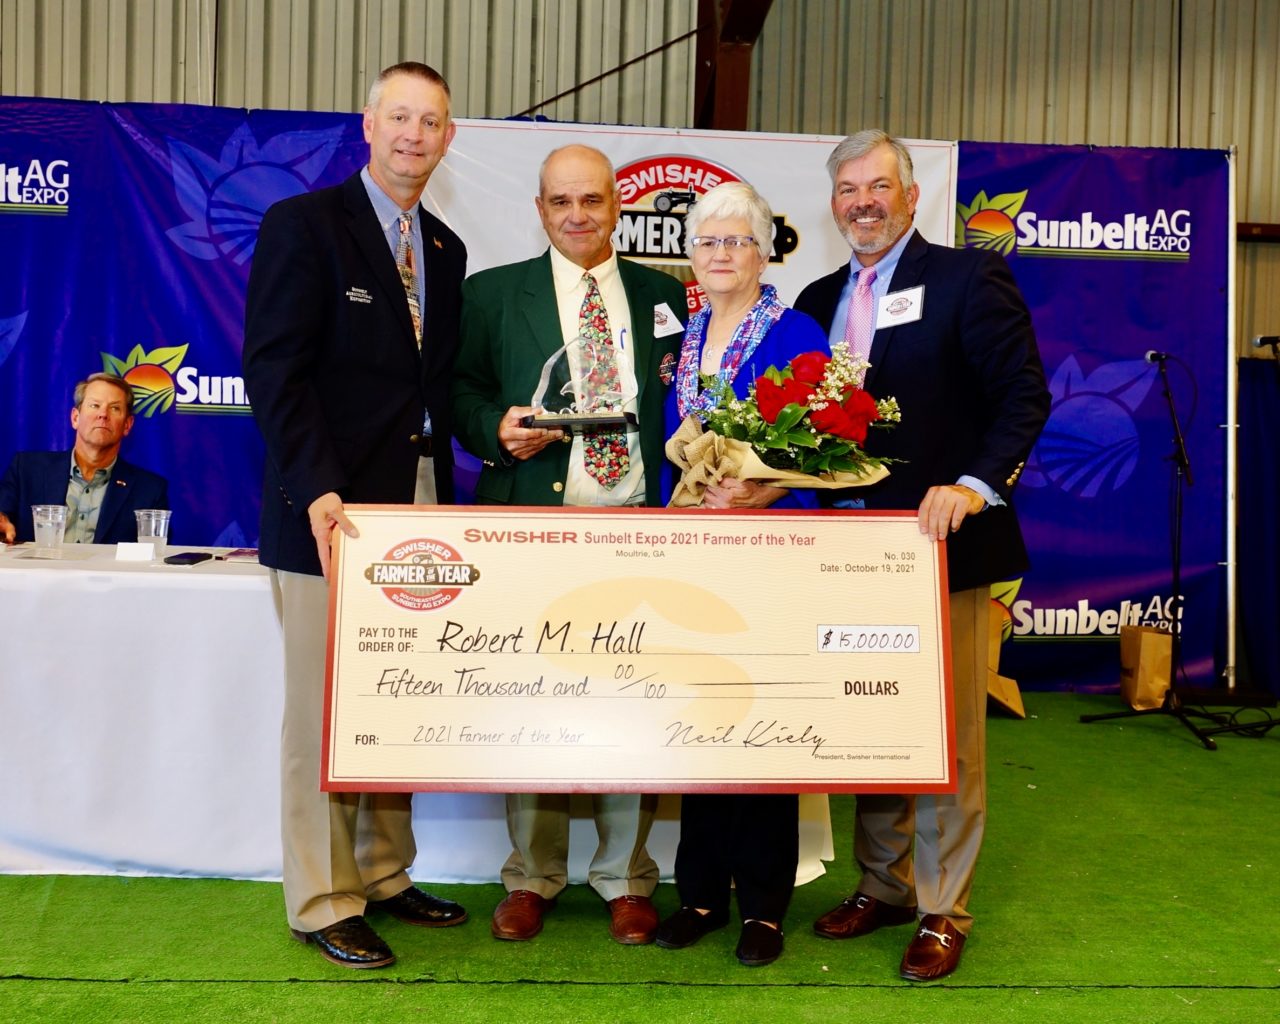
[452,250,686,506]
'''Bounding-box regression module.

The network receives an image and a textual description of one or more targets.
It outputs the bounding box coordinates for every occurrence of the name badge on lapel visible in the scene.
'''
[652,302,683,338]
[877,286,924,326]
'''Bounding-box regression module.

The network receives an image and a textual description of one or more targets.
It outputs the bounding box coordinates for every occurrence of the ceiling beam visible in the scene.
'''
[694,0,774,131]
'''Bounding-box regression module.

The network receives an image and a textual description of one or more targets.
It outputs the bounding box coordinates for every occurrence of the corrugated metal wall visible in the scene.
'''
[1,0,1276,348]
[0,0,695,124]
[0,0,215,102]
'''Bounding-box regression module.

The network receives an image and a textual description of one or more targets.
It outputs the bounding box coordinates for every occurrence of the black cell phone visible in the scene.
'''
[163,551,214,565]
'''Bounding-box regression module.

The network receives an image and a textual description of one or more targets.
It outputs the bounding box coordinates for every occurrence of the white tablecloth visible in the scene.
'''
[0,544,832,882]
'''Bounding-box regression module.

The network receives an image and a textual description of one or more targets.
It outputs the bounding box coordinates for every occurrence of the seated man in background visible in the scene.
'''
[0,372,168,544]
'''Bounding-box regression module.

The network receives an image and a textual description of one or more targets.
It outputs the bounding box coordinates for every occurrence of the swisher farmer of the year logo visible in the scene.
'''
[365,538,480,612]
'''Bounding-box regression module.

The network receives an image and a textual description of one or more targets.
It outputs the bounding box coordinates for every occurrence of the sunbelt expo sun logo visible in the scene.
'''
[957,189,1192,261]
[102,344,251,417]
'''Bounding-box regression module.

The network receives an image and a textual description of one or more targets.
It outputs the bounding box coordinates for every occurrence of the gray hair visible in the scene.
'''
[825,129,915,192]
[366,62,452,111]
[683,181,774,259]
[73,373,135,417]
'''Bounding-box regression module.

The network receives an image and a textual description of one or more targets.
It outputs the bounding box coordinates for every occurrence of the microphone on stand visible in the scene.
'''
[1252,335,1280,349]
[1144,350,1170,363]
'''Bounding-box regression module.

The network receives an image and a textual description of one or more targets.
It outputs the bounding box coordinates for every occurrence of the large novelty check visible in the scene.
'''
[322,507,954,793]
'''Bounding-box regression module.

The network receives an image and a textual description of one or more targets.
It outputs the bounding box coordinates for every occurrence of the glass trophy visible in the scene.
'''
[520,333,638,433]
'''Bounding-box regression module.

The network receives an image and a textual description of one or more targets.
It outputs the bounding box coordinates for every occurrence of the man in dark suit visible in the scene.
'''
[452,144,686,945]
[242,62,468,970]
[0,372,167,544]
[795,130,1049,981]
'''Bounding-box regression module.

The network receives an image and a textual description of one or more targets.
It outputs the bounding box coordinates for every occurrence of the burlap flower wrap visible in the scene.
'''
[664,415,890,508]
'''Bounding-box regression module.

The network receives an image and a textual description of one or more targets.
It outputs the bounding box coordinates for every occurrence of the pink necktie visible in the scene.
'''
[843,266,877,362]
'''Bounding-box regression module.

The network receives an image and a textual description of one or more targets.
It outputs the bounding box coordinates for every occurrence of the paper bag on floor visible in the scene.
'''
[1118,625,1171,710]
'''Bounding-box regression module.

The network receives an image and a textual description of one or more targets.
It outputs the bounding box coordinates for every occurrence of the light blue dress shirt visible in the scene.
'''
[360,165,431,434]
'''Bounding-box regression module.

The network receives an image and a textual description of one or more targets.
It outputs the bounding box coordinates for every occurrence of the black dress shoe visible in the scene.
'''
[290,915,395,969]
[655,906,729,949]
[735,920,784,967]
[369,886,467,927]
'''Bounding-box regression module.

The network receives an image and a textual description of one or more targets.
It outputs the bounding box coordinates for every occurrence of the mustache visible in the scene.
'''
[845,205,884,221]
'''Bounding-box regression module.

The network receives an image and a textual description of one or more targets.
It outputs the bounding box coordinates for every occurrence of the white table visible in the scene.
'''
[0,544,832,882]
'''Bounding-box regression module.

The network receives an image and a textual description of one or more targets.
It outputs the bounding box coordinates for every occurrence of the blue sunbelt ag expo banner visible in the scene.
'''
[958,142,1229,690]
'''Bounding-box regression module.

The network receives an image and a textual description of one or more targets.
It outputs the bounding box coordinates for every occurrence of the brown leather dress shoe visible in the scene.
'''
[813,892,917,939]
[290,915,395,969]
[369,885,468,927]
[607,894,659,945]
[491,889,553,941]
[900,914,967,981]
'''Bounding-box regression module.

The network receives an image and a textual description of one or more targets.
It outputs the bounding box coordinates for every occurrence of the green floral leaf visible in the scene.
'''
[146,344,189,374]
[987,190,1027,216]
[772,404,807,433]
[784,430,819,448]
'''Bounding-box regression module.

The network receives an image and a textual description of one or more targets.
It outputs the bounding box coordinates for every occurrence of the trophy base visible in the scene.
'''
[519,411,638,434]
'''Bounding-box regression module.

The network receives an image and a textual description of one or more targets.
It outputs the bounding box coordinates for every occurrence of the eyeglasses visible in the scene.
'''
[688,235,757,252]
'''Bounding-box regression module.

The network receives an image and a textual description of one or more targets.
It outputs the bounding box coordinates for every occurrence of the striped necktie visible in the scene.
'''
[397,212,422,347]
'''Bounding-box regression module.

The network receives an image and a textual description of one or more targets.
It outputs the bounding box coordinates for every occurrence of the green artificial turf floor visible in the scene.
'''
[2,693,1277,1022]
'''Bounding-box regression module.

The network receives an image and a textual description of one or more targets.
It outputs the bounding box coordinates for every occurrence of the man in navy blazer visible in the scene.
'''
[0,372,167,544]
[242,62,467,970]
[795,130,1049,981]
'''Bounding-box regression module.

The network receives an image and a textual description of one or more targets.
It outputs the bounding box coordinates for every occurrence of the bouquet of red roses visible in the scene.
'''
[666,342,900,506]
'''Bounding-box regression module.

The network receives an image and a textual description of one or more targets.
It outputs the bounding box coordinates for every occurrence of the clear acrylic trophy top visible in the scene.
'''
[520,333,639,432]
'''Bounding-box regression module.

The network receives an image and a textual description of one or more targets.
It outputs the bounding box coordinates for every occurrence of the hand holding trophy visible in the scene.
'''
[520,332,639,433]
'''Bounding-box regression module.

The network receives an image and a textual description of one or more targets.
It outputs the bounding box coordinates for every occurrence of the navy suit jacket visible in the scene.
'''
[794,231,1049,591]
[242,172,466,575]
[0,449,169,544]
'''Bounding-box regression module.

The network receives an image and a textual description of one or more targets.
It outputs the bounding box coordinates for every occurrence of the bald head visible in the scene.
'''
[535,145,621,270]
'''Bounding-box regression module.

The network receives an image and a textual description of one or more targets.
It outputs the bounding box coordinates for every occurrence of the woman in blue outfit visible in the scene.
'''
[656,181,830,967]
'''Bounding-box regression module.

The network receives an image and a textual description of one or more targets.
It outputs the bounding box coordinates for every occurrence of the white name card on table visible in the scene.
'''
[322,506,955,795]
[115,541,156,561]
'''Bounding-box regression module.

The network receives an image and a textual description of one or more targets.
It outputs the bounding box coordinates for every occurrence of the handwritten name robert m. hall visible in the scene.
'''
[431,618,645,655]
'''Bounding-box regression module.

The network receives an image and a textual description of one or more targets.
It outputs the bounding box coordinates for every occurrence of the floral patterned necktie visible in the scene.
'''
[397,212,422,347]
[579,272,628,489]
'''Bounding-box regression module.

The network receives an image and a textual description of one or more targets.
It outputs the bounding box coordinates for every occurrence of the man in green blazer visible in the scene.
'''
[453,144,686,945]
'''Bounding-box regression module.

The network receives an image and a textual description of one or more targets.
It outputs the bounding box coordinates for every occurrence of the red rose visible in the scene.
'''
[809,400,855,439]
[781,377,816,406]
[840,388,881,444]
[755,376,816,423]
[789,351,831,385]
[754,377,787,423]
[811,387,880,444]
